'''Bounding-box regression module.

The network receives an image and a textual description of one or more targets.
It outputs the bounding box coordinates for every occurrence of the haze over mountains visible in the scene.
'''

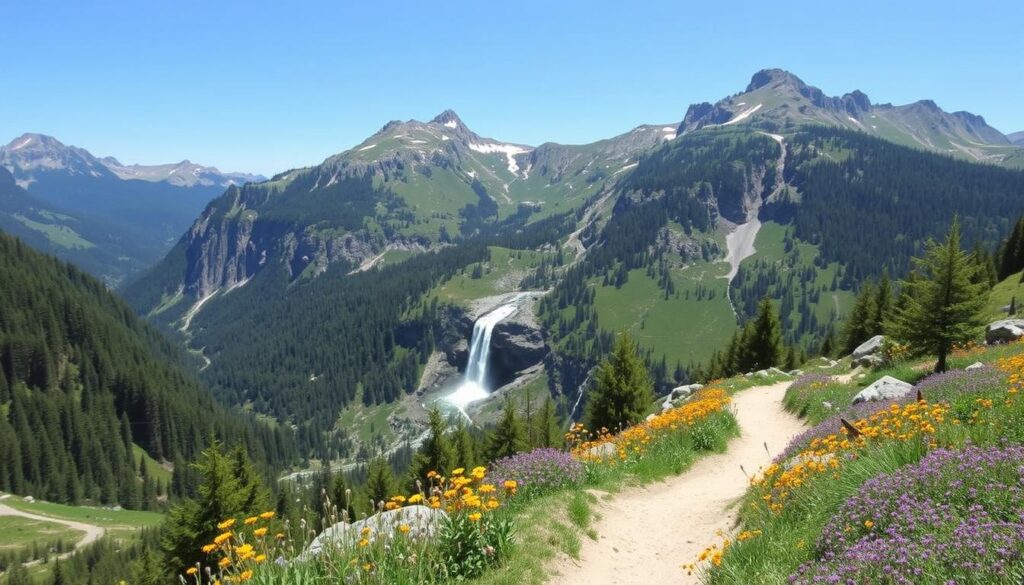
[0,133,264,285]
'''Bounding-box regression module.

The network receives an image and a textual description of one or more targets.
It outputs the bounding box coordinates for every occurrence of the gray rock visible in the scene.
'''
[586,442,618,460]
[851,376,913,405]
[852,335,886,360]
[852,354,885,369]
[305,505,447,559]
[783,452,836,471]
[788,369,805,377]
[662,383,702,411]
[491,321,549,376]
[645,413,657,422]
[754,369,769,378]
[767,367,790,377]
[986,319,1024,345]
[965,362,986,371]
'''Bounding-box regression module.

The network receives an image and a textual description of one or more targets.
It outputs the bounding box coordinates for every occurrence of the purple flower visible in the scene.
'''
[489,448,585,496]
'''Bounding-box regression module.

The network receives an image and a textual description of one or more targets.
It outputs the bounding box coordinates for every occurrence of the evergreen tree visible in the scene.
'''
[747,298,783,371]
[363,458,397,510]
[330,472,358,522]
[842,283,877,355]
[451,420,479,471]
[407,407,455,487]
[872,270,894,333]
[532,397,562,448]
[585,334,654,432]
[888,218,990,372]
[161,441,267,572]
[487,396,528,460]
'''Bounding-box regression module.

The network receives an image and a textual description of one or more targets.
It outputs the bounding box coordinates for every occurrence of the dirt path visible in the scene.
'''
[548,381,805,585]
[0,502,105,562]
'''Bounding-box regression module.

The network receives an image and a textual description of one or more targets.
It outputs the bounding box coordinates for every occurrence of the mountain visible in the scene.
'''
[0,166,167,283]
[0,229,294,508]
[123,110,673,320]
[123,70,1024,468]
[1010,131,1024,146]
[0,133,265,285]
[680,69,1024,167]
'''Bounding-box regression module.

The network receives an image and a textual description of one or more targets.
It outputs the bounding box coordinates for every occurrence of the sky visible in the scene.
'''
[3,0,1022,176]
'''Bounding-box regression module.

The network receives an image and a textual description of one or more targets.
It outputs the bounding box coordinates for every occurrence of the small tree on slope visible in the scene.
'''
[888,217,989,373]
[747,297,784,371]
[585,334,654,432]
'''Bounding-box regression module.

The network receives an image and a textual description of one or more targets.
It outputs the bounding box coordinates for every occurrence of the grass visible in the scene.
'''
[12,214,95,249]
[0,516,81,550]
[2,495,163,540]
[987,269,1023,319]
[132,444,173,485]
[425,246,555,307]
[703,341,1024,584]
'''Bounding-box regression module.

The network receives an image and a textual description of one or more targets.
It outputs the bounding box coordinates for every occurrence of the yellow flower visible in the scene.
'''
[213,531,233,545]
[275,532,285,540]
[452,468,465,476]
[217,518,236,530]
[503,480,518,491]
[259,511,275,520]
[468,512,482,522]
[254,554,267,563]
[239,570,253,581]
[358,538,370,547]
[479,483,496,494]
[253,527,268,538]
[408,494,424,504]
[218,557,232,568]
[201,543,218,554]
[361,526,372,537]
[864,520,874,529]
[244,516,259,525]
[186,567,199,575]
[398,524,411,534]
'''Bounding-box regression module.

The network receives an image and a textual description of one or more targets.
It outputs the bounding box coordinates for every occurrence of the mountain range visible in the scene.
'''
[111,69,1024,464]
[0,133,264,285]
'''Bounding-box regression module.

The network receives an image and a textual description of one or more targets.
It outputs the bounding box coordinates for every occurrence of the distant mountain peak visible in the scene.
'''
[5,132,68,152]
[430,109,464,129]
[745,68,808,92]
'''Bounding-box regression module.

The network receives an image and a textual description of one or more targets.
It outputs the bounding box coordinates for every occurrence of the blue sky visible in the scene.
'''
[3,0,1022,176]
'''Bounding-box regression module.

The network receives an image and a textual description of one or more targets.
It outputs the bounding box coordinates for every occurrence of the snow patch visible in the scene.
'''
[661,126,676,132]
[612,162,638,176]
[10,137,34,150]
[441,135,450,141]
[723,103,763,126]
[468,142,530,175]
[847,116,864,128]
[444,120,458,129]
[358,144,377,151]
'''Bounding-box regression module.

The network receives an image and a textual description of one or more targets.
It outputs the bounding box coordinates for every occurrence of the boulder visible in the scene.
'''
[585,442,618,460]
[851,376,913,405]
[788,369,805,377]
[986,319,1024,345]
[767,367,790,377]
[491,321,549,382]
[850,334,886,363]
[304,505,447,559]
[965,362,986,371]
[852,354,885,369]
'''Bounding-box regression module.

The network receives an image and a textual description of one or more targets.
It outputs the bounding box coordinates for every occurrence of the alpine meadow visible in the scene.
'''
[3,2,1024,584]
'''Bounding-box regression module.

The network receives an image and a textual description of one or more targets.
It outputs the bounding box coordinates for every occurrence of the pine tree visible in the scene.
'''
[330,473,358,522]
[161,441,268,571]
[451,420,479,471]
[364,458,397,510]
[407,407,455,486]
[532,397,562,448]
[888,218,990,373]
[842,282,877,355]
[747,298,783,371]
[872,270,894,333]
[585,334,654,432]
[488,396,528,460]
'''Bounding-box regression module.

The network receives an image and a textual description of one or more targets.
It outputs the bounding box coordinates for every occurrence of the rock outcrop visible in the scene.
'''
[850,335,886,368]
[986,319,1024,344]
[304,505,447,559]
[851,376,913,405]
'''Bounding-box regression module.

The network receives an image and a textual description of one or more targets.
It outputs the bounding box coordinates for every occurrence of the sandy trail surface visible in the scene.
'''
[548,381,805,585]
[0,501,105,562]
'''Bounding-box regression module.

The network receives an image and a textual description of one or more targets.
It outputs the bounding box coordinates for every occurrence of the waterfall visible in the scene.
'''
[445,302,519,413]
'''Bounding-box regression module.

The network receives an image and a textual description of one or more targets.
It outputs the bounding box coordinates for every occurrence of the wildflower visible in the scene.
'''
[358,538,370,547]
[244,516,259,525]
[259,511,275,520]
[218,557,231,569]
[398,524,411,534]
[239,570,253,581]
[186,567,198,575]
[468,512,482,522]
[452,468,465,476]
[201,543,218,554]
[213,532,233,545]
[253,527,268,538]
[864,520,874,529]
[408,494,423,504]
[217,518,236,530]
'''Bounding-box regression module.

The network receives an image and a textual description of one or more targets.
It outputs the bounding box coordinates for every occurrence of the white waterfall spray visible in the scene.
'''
[445,302,519,413]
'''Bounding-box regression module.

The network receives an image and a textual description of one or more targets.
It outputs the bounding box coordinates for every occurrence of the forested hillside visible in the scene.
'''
[0,231,294,508]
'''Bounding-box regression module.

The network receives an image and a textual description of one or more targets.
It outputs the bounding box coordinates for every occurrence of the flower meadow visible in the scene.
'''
[701,346,1024,584]
[180,386,739,584]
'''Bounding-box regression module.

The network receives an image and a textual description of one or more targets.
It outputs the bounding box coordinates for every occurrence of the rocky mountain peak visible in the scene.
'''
[430,109,465,130]
[745,68,808,93]
[4,132,67,152]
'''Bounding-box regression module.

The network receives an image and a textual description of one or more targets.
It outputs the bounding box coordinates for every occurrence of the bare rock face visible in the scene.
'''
[491,321,548,378]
